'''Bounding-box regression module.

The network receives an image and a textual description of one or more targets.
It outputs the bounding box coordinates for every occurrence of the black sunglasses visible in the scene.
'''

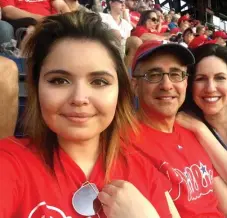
[72,182,102,217]
[148,17,158,23]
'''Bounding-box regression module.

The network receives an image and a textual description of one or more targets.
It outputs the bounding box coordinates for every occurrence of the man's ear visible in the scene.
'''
[131,77,139,97]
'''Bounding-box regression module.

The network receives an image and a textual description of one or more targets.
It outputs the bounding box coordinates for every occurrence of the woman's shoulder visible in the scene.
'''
[0,136,41,164]
[120,139,163,178]
[0,136,31,153]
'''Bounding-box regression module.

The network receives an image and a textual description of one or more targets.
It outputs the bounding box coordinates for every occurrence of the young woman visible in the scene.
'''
[179,43,227,190]
[131,10,169,41]
[0,11,172,218]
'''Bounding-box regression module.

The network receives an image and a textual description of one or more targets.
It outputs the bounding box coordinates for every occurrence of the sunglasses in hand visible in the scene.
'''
[72,182,102,217]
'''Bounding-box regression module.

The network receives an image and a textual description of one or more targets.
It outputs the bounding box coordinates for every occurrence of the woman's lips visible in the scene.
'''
[61,112,95,123]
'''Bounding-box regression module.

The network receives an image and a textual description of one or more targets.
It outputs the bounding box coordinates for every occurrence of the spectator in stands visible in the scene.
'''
[0,0,70,41]
[168,17,190,43]
[213,30,227,47]
[196,25,205,36]
[183,27,194,45]
[179,17,190,32]
[183,27,216,49]
[0,11,171,218]
[205,28,213,40]
[168,8,175,16]
[99,0,132,55]
[144,0,153,10]
[191,19,201,32]
[124,0,140,28]
[182,44,227,151]
[178,15,190,29]
[132,10,170,41]
[131,40,227,217]
[154,4,162,17]
[160,13,171,33]
[136,1,148,13]
[168,14,179,30]
[0,56,18,138]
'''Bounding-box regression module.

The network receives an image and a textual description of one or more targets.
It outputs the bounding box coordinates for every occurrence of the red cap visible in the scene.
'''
[131,40,195,73]
[154,4,162,11]
[188,35,216,49]
[170,27,181,34]
[213,31,227,39]
[178,15,189,25]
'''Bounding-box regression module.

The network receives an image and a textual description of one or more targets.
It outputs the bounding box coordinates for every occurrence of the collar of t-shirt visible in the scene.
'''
[55,148,105,190]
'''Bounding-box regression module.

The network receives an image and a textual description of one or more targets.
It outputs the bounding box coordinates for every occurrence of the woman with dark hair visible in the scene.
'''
[178,44,227,187]
[0,11,173,218]
[131,10,169,41]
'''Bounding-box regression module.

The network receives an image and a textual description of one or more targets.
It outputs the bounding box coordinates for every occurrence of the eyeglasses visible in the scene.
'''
[72,182,102,217]
[133,69,189,83]
[148,17,158,23]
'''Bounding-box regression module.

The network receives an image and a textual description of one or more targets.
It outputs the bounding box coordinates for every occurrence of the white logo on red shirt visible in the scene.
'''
[28,202,72,218]
[159,161,214,202]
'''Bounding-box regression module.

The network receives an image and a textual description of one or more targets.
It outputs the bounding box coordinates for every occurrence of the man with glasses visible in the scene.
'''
[131,40,227,217]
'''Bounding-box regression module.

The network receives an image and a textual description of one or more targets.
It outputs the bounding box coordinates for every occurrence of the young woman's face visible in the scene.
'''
[145,12,158,30]
[39,39,119,143]
[193,56,227,116]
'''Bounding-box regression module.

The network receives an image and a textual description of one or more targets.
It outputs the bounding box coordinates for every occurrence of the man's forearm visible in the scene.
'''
[52,0,71,13]
[2,6,43,20]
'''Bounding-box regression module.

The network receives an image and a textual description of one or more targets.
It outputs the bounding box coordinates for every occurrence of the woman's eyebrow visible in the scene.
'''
[89,71,115,79]
[43,69,71,77]
[43,69,115,79]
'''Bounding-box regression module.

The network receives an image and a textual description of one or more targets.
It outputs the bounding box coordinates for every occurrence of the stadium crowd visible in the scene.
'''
[0,0,227,217]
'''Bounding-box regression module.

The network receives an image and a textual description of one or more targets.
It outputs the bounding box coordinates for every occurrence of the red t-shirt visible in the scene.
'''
[132,123,224,218]
[0,0,54,16]
[131,25,160,38]
[130,11,140,27]
[0,137,171,218]
[160,21,169,33]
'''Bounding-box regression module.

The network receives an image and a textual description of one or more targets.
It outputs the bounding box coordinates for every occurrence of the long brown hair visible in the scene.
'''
[22,11,137,179]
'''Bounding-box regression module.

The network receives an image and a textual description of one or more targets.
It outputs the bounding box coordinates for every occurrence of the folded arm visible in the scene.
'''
[2,6,43,20]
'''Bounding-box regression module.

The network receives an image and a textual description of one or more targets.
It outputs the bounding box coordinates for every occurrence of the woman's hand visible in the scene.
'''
[176,111,207,134]
[98,180,160,218]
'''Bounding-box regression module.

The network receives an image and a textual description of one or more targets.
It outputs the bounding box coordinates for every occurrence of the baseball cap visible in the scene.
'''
[178,15,190,25]
[154,4,162,12]
[213,31,227,39]
[131,40,195,73]
[188,35,216,49]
